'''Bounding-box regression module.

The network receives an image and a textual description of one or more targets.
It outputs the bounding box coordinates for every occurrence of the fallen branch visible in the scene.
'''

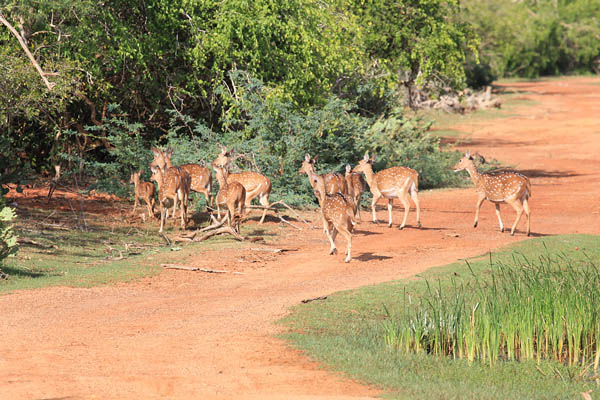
[301,295,328,304]
[194,225,245,242]
[159,232,171,246]
[249,247,294,253]
[161,263,243,275]
[17,237,58,249]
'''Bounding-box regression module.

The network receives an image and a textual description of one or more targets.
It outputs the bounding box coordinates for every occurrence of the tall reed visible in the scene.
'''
[383,250,600,370]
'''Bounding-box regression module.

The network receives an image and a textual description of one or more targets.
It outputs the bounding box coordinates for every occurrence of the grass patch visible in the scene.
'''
[279,234,600,399]
[0,197,268,294]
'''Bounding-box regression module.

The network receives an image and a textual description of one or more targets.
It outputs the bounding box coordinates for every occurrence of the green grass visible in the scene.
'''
[279,234,600,399]
[0,200,271,294]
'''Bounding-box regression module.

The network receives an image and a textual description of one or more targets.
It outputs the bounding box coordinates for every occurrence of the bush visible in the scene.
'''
[59,104,154,198]
[0,195,18,269]
[362,111,464,189]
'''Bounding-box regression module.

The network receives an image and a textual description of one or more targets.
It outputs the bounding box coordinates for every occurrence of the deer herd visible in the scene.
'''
[131,147,532,263]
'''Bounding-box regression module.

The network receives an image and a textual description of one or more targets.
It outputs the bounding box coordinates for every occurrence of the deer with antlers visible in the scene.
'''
[149,161,191,233]
[453,150,531,236]
[150,148,212,214]
[129,170,156,220]
[345,164,366,220]
[352,152,421,229]
[312,174,355,263]
[213,147,272,224]
[212,160,246,233]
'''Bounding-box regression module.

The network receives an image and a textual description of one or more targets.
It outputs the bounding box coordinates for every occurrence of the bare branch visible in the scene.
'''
[0,12,56,91]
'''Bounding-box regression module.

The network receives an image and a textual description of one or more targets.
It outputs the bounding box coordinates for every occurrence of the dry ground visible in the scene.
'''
[1,77,600,399]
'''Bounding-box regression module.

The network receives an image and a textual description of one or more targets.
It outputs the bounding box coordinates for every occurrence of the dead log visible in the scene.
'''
[161,263,243,275]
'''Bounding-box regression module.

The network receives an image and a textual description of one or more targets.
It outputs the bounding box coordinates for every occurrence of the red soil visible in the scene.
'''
[1,77,600,399]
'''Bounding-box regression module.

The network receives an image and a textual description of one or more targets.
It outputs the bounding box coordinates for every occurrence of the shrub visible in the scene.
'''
[0,195,18,269]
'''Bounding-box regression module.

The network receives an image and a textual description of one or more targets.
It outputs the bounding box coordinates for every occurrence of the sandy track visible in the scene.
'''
[1,78,600,399]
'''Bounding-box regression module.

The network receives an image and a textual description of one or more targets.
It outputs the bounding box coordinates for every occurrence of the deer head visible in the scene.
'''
[352,151,375,174]
[298,153,317,175]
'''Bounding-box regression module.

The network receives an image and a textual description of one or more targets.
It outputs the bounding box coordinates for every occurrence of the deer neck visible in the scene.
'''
[361,165,379,195]
[215,168,229,189]
[464,161,484,188]
[154,170,164,191]
[305,167,320,190]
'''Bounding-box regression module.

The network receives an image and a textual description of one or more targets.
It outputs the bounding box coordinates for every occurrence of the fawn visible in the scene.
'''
[453,150,531,236]
[212,160,246,233]
[149,160,190,233]
[344,164,366,220]
[312,174,355,263]
[352,152,421,229]
[129,170,156,220]
[213,147,271,224]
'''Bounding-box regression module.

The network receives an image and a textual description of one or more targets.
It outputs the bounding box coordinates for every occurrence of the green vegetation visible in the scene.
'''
[462,0,600,80]
[280,235,600,399]
[0,201,272,293]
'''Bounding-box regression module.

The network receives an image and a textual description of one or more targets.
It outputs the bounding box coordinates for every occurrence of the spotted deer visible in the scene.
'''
[312,174,355,263]
[352,152,421,229]
[298,154,348,196]
[179,163,212,210]
[453,150,531,236]
[212,161,246,233]
[149,162,190,232]
[129,170,156,220]
[345,164,366,220]
[213,147,271,224]
[150,148,210,216]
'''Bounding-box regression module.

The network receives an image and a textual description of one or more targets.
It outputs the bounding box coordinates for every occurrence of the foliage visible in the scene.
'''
[160,72,458,206]
[461,0,600,78]
[58,105,153,197]
[0,195,18,267]
[280,235,600,398]
[384,251,600,368]
[1,0,482,175]
[361,111,464,189]
[352,0,479,93]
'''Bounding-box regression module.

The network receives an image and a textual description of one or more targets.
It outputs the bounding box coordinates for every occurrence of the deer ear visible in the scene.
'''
[152,148,161,158]
[363,152,370,161]
[371,153,376,162]
[346,164,351,172]
[313,155,319,163]
[304,153,311,162]
[166,148,174,157]
[465,150,471,159]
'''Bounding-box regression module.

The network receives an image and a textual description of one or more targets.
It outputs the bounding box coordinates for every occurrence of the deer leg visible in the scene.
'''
[522,197,531,236]
[399,193,410,230]
[202,190,212,210]
[258,193,270,224]
[132,197,139,215]
[171,194,178,220]
[159,203,166,233]
[355,195,361,221]
[323,220,337,255]
[507,198,524,236]
[410,186,421,228]
[473,194,485,228]
[337,225,352,263]
[387,199,394,228]
[494,203,504,232]
[371,193,380,224]
[145,197,154,220]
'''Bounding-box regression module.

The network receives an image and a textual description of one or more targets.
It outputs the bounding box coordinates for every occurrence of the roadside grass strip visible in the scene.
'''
[281,234,600,399]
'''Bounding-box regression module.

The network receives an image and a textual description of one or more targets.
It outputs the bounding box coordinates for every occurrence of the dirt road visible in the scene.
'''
[1,78,599,399]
